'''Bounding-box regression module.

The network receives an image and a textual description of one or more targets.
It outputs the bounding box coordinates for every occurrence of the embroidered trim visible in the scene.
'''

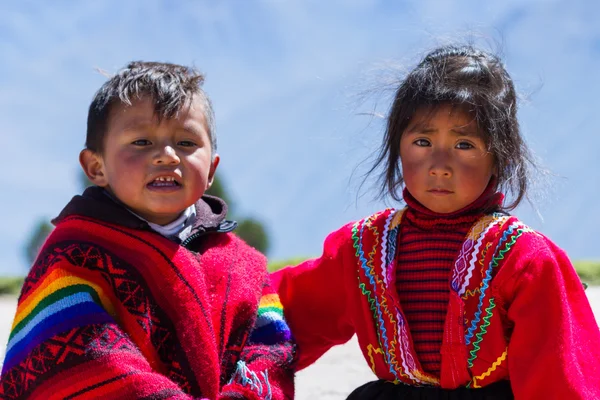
[366,343,384,373]
[354,209,439,386]
[465,220,519,346]
[459,216,508,296]
[353,213,405,383]
[228,360,272,400]
[470,348,508,388]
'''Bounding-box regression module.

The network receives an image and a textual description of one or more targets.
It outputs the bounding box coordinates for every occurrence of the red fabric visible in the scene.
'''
[272,210,600,398]
[396,186,502,376]
[1,216,295,400]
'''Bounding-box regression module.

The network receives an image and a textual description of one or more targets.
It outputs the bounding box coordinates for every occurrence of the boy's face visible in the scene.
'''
[81,96,219,225]
[399,104,495,214]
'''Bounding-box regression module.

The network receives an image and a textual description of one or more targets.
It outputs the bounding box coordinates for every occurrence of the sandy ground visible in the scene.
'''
[0,288,599,399]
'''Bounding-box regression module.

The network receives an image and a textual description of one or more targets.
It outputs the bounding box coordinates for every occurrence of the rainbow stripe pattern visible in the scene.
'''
[2,272,114,374]
[248,293,292,345]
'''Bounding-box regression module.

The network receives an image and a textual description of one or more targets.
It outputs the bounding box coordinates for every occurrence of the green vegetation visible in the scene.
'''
[268,257,308,272]
[574,260,600,286]
[0,277,24,296]
[206,175,271,255]
[1,260,598,297]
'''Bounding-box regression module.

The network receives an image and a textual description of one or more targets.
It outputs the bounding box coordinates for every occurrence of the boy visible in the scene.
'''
[0,61,295,399]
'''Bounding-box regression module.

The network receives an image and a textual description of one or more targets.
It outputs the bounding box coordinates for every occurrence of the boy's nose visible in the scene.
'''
[153,146,180,165]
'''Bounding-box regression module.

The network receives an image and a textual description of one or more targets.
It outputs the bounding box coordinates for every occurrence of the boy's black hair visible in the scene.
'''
[370,45,535,210]
[86,61,216,155]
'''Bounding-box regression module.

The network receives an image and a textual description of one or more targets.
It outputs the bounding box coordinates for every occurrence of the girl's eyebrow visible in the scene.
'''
[451,128,480,137]
[405,122,436,133]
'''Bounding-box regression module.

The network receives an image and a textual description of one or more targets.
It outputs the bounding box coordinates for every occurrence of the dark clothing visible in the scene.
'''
[347,380,513,400]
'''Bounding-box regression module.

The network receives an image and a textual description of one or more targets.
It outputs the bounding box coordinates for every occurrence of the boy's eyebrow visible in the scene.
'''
[120,119,157,132]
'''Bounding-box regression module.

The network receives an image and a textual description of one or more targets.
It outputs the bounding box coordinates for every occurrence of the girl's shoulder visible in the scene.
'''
[321,208,402,254]
[488,214,576,292]
[351,208,404,231]
[489,213,562,258]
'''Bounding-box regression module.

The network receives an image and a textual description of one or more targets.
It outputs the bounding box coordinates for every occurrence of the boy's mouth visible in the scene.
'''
[148,176,182,187]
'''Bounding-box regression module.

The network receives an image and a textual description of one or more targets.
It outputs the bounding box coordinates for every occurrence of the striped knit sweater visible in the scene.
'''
[0,188,295,400]
[396,186,503,376]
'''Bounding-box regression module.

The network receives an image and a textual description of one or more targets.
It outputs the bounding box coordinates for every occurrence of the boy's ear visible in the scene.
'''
[206,154,220,189]
[79,149,108,187]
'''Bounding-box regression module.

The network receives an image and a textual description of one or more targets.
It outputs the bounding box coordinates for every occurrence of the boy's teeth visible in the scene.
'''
[150,176,179,186]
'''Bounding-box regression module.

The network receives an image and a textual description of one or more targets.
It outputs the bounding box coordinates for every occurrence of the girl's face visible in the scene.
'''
[399,104,495,214]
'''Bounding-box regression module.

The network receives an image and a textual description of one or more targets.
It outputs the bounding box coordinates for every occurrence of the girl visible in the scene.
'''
[272,45,600,399]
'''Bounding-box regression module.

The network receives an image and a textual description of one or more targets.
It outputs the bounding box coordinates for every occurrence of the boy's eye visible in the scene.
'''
[456,141,475,150]
[178,141,197,147]
[132,139,151,146]
[414,138,431,147]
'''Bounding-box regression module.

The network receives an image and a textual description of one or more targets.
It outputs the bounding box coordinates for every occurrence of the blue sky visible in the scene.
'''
[1,1,599,275]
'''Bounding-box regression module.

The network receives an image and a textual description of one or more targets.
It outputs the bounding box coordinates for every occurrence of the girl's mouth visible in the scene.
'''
[428,188,453,195]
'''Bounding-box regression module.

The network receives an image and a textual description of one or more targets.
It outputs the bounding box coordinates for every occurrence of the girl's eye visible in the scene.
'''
[414,139,431,147]
[456,141,475,150]
[178,141,196,147]
[132,139,151,146]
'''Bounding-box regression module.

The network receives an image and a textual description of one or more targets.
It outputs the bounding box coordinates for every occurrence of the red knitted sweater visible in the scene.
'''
[273,195,600,398]
[397,185,503,376]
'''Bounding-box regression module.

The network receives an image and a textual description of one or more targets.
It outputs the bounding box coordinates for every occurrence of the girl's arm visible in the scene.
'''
[500,235,600,399]
[271,223,356,370]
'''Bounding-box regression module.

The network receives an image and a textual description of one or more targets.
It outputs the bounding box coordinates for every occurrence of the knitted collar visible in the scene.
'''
[401,178,504,231]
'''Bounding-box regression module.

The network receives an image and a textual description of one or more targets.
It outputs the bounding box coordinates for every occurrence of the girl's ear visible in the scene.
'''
[79,149,108,187]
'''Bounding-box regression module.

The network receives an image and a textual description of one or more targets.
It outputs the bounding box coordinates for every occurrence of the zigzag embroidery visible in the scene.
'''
[461,286,481,300]
[460,215,507,296]
[470,348,508,388]
[379,212,394,286]
[468,298,496,367]
[366,218,411,383]
[467,222,534,365]
[366,343,383,374]
[385,223,400,285]
[353,216,407,383]
[490,226,536,270]
[365,220,399,376]
[465,222,518,345]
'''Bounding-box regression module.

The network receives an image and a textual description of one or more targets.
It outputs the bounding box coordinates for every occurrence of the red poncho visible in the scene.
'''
[1,188,295,399]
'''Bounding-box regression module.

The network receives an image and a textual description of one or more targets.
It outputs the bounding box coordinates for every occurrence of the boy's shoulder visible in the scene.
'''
[52,186,147,230]
[53,187,235,243]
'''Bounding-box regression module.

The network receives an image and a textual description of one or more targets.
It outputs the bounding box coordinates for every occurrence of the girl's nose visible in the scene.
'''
[429,167,451,177]
[429,150,452,177]
[153,145,180,165]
